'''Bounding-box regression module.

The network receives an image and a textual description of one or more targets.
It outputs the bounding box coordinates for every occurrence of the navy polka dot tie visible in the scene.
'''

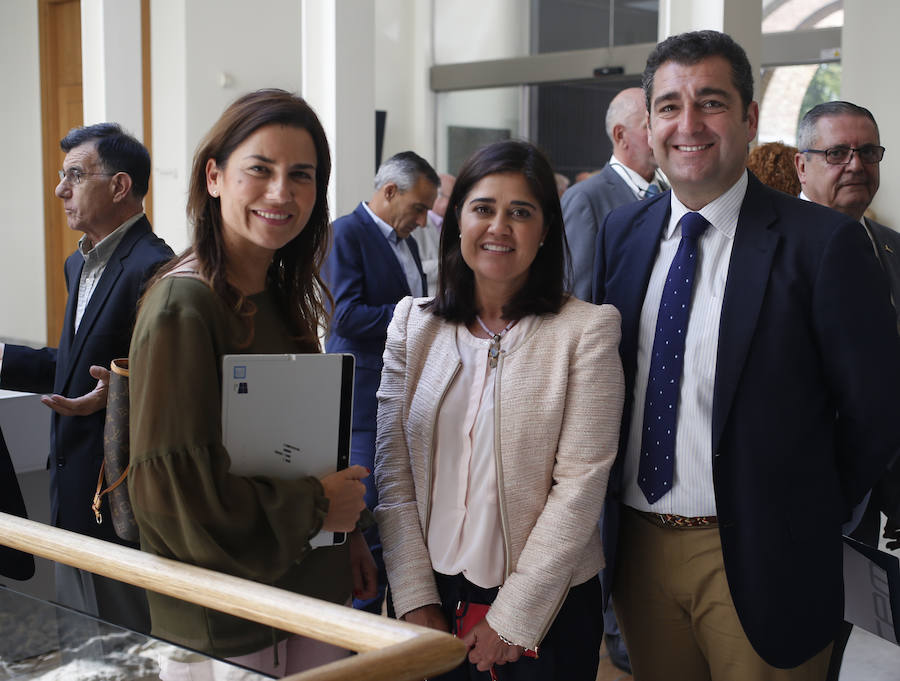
[638,212,710,504]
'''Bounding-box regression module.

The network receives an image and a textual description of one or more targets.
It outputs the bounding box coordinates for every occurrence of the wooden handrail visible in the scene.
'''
[0,512,467,681]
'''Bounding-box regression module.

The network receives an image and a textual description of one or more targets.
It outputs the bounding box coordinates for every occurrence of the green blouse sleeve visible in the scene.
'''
[127,278,328,583]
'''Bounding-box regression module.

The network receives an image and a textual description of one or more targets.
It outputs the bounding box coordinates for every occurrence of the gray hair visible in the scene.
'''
[797,101,879,153]
[373,151,440,191]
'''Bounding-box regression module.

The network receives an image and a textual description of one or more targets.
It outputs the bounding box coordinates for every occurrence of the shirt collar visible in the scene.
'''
[666,170,747,241]
[362,201,401,244]
[78,212,144,263]
[609,153,651,194]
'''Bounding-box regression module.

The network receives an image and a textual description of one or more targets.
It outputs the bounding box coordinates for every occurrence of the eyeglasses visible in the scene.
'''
[801,145,886,165]
[57,168,114,185]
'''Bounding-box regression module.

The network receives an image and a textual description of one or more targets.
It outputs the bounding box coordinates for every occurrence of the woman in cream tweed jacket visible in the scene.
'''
[374,140,624,680]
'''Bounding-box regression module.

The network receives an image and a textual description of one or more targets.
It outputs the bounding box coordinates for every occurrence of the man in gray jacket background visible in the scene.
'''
[562,86,662,301]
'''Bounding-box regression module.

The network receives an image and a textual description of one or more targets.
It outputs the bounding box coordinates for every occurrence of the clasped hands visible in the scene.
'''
[403,604,524,672]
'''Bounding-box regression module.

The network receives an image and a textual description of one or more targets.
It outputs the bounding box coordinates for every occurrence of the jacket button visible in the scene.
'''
[56,458,66,468]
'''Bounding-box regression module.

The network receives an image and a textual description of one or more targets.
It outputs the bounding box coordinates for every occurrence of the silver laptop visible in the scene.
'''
[221,353,354,547]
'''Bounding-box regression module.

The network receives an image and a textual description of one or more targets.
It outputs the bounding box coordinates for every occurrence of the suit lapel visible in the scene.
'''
[601,164,641,201]
[867,219,900,313]
[61,219,148,390]
[54,255,83,392]
[616,197,671,357]
[356,204,412,296]
[405,234,427,295]
[711,178,780,453]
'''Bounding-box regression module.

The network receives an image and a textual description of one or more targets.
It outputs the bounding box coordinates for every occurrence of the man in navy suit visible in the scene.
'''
[324,151,438,613]
[794,100,900,681]
[592,31,900,681]
[562,86,663,302]
[0,123,172,632]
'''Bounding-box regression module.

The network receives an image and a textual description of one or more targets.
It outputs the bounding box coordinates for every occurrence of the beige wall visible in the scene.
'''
[843,0,900,229]
[151,0,304,254]
[0,1,46,346]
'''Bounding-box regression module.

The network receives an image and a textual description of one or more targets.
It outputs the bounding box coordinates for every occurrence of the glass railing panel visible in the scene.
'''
[0,585,273,681]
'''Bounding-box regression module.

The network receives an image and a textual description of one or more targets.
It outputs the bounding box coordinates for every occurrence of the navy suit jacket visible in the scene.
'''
[867,219,900,522]
[0,216,172,541]
[592,174,900,668]
[324,203,425,432]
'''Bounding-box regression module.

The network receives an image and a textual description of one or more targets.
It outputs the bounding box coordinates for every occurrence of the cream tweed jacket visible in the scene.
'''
[374,295,624,650]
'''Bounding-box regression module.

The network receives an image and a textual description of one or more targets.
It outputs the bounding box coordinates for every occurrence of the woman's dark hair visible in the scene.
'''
[426,139,569,323]
[153,89,332,350]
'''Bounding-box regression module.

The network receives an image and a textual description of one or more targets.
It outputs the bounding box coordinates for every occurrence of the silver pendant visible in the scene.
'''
[488,335,502,368]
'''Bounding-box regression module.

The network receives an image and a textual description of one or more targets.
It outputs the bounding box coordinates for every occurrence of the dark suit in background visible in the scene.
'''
[0,216,171,630]
[0,426,34,581]
[562,164,639,301]
[857,217,900,536]
[593,173,900,670]
[324,202,425,613]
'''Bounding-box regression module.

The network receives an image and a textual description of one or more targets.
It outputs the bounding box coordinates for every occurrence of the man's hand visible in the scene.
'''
[40,365,110,416]
[402,604,450,632]
[461,618,524,672]
[884,517,900,551]
[348,529,378,600]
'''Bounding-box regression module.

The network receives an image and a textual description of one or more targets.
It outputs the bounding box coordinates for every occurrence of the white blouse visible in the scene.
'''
[427,315,538,588]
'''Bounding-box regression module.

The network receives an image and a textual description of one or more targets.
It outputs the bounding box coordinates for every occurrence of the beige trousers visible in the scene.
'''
[613,507,832,681]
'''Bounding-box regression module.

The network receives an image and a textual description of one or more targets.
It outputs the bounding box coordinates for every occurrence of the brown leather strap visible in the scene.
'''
[91,460,130,525]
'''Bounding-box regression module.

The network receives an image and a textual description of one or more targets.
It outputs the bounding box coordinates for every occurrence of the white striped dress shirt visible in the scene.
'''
[623,171,748,516]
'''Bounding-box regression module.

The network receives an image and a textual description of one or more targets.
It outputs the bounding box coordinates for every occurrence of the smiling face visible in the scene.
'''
[206,123,318,263]
[459,172,548,300]
[647,55,758,210]
[795,114,880,220]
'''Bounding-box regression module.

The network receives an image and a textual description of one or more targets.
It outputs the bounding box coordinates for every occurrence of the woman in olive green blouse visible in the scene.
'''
[128,89,375,677]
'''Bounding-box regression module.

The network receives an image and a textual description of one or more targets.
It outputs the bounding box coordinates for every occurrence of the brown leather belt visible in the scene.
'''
[636,510,718,529]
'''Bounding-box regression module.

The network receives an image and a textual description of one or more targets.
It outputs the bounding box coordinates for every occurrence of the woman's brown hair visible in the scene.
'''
[153,88,332,350]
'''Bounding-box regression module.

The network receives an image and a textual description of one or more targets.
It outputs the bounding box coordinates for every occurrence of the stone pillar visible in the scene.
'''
[81,0,144,136]
[302,0,375,219]
[843,0,900,228]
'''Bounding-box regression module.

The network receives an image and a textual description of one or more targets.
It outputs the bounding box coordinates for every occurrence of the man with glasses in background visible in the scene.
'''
[0,123,172,634]
[795,100,900,681]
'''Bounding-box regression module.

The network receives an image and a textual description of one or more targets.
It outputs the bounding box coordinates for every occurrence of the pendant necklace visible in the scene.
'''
[475,316,516,368]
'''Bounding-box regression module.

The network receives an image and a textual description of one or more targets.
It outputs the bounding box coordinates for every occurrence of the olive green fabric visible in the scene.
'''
[129,276,350,657]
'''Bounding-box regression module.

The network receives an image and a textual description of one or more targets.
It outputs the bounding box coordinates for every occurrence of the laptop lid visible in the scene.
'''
[221,353,354,547]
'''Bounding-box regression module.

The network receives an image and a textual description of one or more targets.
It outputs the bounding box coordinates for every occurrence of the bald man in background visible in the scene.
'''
[562,87,663,301]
